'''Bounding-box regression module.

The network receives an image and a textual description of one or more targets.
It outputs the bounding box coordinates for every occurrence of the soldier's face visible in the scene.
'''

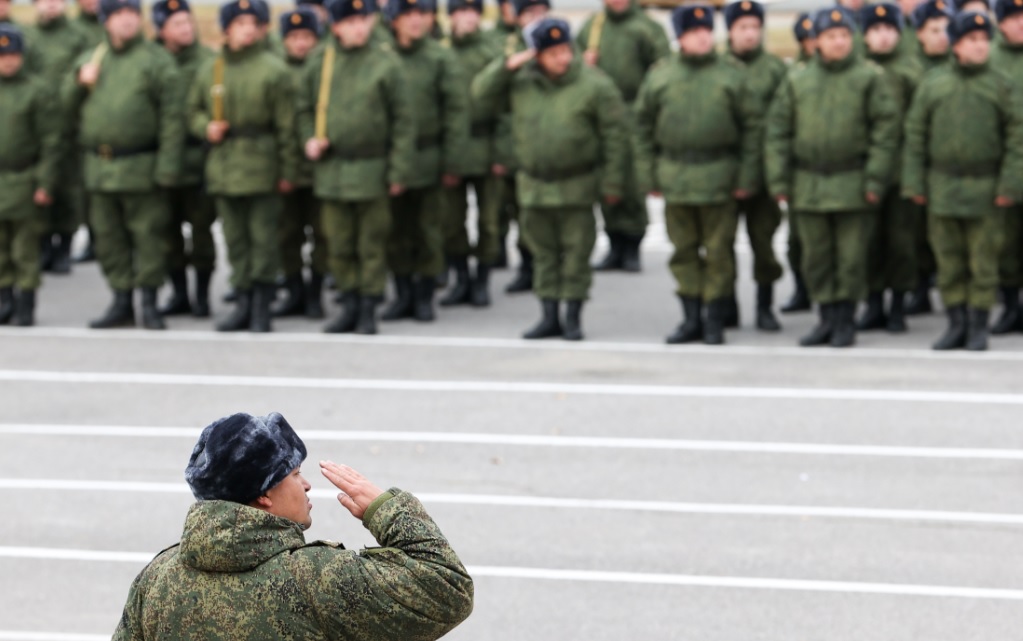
[865,22,901,54]
[959,1,989,13]
[678,27,715,56]
[77,0,98,15]
[899,0,923,15]
[817,26,854,61]
[728,16,762,54]
[104,8,141,42]
[801,37,817,57]
[536,42,573,77]
[917,16,949,54]
[605,0,630,14]
[226,14,260,50]
[332,14,373,48]
[160,11,196,49]
[0,0,10,21]
[284,29,318,59]
[517,4,548,29]
[953,29,990,65]
[1000,13,1023,45]
[500,1,515,25]
[449,8,480,37]
[839,0,864,11]
[261,467,313,530]
[0,53,23,77]
[393,9,429,42]
[34,0,67,22]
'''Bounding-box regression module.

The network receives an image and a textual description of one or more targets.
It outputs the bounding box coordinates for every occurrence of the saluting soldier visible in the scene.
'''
[724,0,786,331]
[903,10,1023,351]
[578,0,670,274]
[63,0,183,330]
[297,0,415,335]
[634,5,760,345]
[438,0,503,308]
[187,0,299,333]
[988,0,1023,334]
[0,25,60,327]
[473,18,627,341]
[857,3,923,334]
[766,8,899,348]
[273,7,328,320]
[379,0,469,324]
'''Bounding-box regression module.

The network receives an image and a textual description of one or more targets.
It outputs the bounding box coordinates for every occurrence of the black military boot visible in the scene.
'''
[0,287,12,325]
[324,291,359,334]
[381,276,415,321]
[756,284,782,331]
[932,305,967,350]
[90,290,135,329]
[856,291,887,331]
[159,269,192,316]
[414,276,437,322]
[306,272,325,319]
[562,300,585,341]
[703,298,726,345]
[271,274,305,317]
[39,235,54,272]
[887,290,908,333]
[440,257,472,306]
[222,288,238,303]
[966,308,990,352]
[620,233,643,273]
[593,231,623,271]
[470,263,491,307]
[990,286,1021,334]
[666,296,703,344]
[193,269,212,318]
[906,276,933,315]
[356,295,381,335]
[523,299,561,339]
[74,226,96,263]
[723,295,739,329]
[12,289,35,327]
[781,272,811,313]
[799,302,834,347]
[506,246,533,293]
[494,239,509,269]
[140,287,166,331]
[830,301,856,348]
[50,233,72,274]
[250,283,273,333]
[216,289,252,332]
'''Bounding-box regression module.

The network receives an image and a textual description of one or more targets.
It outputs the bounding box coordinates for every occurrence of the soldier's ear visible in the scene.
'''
[250,495,273,509]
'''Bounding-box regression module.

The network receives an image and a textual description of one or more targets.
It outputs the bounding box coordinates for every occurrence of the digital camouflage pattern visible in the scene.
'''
[113,489,474,641]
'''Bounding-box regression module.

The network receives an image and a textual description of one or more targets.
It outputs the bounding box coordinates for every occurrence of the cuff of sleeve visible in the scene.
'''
[361,488,397,528]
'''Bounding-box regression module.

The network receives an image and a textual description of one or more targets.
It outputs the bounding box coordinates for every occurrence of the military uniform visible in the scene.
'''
[0,25,60,326]
[63,2,183,331]
[577,0,670,273]
[473,18,627,341]
[635,5,761,346]
[187,0,299,333]
[70,4,105,264]
[766,9,899,348]
[903,11,1023,351]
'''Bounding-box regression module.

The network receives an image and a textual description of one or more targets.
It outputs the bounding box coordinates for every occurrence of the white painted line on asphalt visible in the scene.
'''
[1,546,1021,601]
[0,633,109,641]
[0,370,1021,405]
[2,424,1022,461]
[2,326,1022,362]
[3,479,1022,526]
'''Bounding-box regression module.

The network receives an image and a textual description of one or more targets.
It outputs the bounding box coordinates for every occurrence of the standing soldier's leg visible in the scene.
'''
[0,222,13,324]
[558,206,597,341]
[411,188,445,322]
[161,188,192,316]
[43,167,80,275]
[382,190,417,321]
[216,197,253,332]
[797,211,838,346]
[702,202,740,345]
[664,204,704,344]
[273,189,309,318]
[188,189,217,318]
[744,192,784,331]
[992,204,1022,334]
[595,118,645,273]
[907,207,935,315]
[323,200,360,334]
[930,215,969,350]
[832,209,870,347]
[520,207,561,339]
[248,194,282,333]
[305,191,328,320]
[440,182,473,307]
[858,202,887,331]
[471,175,501,307]
[89,194,137,329]
[782,208,811,313]
[10,216,41,326]
[355,197,392,334]
[125,192,171,330]
[964,210,1005,351]
[505,177,533,293]
[885,195,919,333]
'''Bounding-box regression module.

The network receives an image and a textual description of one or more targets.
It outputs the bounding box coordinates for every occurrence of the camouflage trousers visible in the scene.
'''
[600,114,648,238]
[388,186,444,278]
[216,194,282,290]
[865,186,918,293]
[442,175,504,266]
[787,209,803,281]
[930,211,1004,310]
[735,191,783,285]
[322,197,391,297]
[279,187,327,277]
[165,185,217,273]
[91,191,170,290]
[42,157,83,237]
[665,202,738,302]
[997,204,1023,288]
[521,205,596,301]
[0,216,41,290]
[797,209,869,304]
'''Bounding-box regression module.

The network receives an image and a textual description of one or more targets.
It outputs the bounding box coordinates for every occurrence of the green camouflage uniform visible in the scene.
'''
[634,51,761,303]
[73,9,104,47]
[112,490,474,641]
[903,58,1023,310]
[765,54,899,305]
[913,49,952,282]
[63,34,183,291]
[473,57,627,301]
[989,39,1023,290]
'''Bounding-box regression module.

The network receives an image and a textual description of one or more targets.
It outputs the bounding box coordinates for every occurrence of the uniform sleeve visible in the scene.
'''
[575,16,594,55]
[864,70,900,197]
[642,18,671,69]
[632,73,659,195]
[111,569,146,641]
[385,59,417,187]
[440,51,471,176]
[764,76,794,199]
[900,80,929,199]
[596,77,627,199]
[186,61,212,142]
[470,55,514,116]
[734,76,764,194]
[997,80,1023,202]
[32,83,63,194]
[273,66,300,184]
[295,52,320,144]
[60,51,91,124]
[154,55,184,187]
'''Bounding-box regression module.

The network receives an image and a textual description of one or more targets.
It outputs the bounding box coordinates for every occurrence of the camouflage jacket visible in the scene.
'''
[447,29,502,177]
[0,67,61,220]
[113,489,474,641]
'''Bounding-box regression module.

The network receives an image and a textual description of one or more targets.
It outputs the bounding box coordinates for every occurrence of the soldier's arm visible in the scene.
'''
[764,77,795,200]
[385,60,417,188]
[642,18,672,69]
[631,74,659,195]
[32,83,62,194]
[734,78,764,195]
[595,77,627,200]
[272,66,300,184]
[60,51,91,121]
[440,52,471,177]
[470,55,514,116]
[996,81,1023,203]
[186,62,212,141]
[900,82,929,200]
[864,71,899,197]
[111,566,147,641]
[154,55,184,188]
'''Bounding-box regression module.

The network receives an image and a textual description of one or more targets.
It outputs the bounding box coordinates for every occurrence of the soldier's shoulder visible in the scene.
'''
[859,57,886,77]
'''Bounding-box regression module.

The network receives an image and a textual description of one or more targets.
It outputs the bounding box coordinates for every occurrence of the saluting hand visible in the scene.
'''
[506,49,536,71]
[78,63,99,87]
[319,461,384,520]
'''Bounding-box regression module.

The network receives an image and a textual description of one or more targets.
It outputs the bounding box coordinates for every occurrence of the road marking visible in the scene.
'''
[0,370,1021,405]
[2,327,1022,362]
[2,479,1021,526]
[1,546,1020,601]
[1,424,1021,461]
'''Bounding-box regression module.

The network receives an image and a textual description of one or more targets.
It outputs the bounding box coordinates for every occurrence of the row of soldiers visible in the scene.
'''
[0,0,1021,350]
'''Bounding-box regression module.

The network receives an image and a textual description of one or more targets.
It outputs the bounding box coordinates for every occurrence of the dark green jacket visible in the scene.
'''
[74,11,104,47]
[63,34,183,192]
[575,3,671,105]
[729,45,786,194]
[0,68,61,220]
[168,40,215,187]
[990,39,1023,84]
[296,39,416,201]
[634,51,761,205]
[867,47,922,184]
[902,60,1023,217]
[447,29,502,177]
[23,15,92,83]
[187,44,299,195]
[393,36,470,187]
[285,54,315,188]
[765,55,899,212]
[488,27,526,171]
[919,50,951,73]
[112,490,474,641]
[473,57,627,207]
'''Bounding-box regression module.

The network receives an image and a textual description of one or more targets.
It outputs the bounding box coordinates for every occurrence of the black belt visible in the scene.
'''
[416,133,441,150]
[87,143,158,160]
[524,165,597,182]
[470,122,496,138]
[0,157,37,172]
[225,126,272,139]
[324,145,388,161]
[930,161,1000,178]
[185,135,205,149]
[795,156,866,176]
[662,148,736,164]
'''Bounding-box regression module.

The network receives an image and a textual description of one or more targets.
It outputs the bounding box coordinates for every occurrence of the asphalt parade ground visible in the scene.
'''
[1,201,1022,640]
